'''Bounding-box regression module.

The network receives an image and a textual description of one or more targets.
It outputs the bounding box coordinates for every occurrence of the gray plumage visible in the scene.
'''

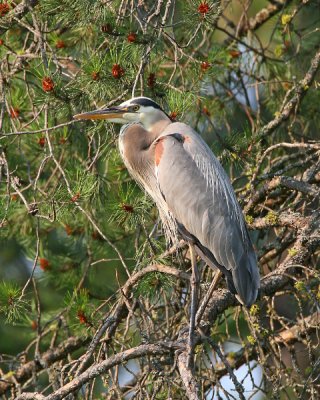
[74,97,260,307]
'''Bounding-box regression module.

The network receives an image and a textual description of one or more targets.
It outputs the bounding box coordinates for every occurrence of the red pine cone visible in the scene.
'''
[0,3,10,17]
[10,107,19,118]
[91,230,103,240]
[71,192,80,202]
[202,106,210,116]
[39,258,50,271]
[111,64,125,79]
[55,39,66,49]
[31,320,38,330]
[200,61,211,71]
[38,137,46,147]
[147,73,156,88]
[65,224,73,236]
[42,77,54,92]
[77,310,88,324]
[198,2,210,15]
[169,111,178,121]
[91,71,100,81]
[121,203,134,213]
[127,32,136,43]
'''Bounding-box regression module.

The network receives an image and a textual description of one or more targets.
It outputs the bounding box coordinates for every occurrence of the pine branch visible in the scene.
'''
[244,175,319,213]
[0,337,87,395]
[205,311,320,382]
[237,0,293,36]
[5,214,318,398]
[260,49,320,136]
[0,0,38,35]
[16,341,180,400]
[0,121,76,138]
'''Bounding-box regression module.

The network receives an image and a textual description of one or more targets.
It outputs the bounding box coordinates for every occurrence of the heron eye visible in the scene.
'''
[132,105,140,112]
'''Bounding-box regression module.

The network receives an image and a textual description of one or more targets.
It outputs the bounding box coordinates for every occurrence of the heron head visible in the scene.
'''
[73,97,171,130]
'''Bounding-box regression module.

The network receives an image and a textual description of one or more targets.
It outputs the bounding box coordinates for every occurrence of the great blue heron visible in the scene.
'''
[74,97,260,307]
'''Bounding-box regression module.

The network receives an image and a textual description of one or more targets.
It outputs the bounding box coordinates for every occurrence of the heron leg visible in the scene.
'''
[187,242,199,370]
[195,270,222,326]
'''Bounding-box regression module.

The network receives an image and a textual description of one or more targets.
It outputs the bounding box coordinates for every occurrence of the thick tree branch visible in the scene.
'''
[275,311,320,344]
[177,351,201,400]
[247,211,311,230]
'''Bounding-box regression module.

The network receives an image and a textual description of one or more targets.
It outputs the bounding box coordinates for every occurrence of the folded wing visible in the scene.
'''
[154,123,260,306]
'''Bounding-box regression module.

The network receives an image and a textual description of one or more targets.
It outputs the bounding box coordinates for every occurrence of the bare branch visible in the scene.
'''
[260,49,320,136]
[237,0,292,36]
[17,342,180,400]
[0,337,87,395]
[0,0,39,35]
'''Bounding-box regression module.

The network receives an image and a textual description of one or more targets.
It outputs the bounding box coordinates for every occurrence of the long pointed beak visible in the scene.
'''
[73,107,127,120]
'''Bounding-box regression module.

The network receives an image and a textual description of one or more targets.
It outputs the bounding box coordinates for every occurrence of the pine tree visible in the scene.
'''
[0,1,319,399]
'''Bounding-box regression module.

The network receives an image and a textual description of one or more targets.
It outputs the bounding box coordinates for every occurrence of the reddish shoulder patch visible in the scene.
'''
[155,137,165,166]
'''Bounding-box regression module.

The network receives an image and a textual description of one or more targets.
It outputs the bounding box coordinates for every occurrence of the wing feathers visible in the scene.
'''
[154,125,260,306]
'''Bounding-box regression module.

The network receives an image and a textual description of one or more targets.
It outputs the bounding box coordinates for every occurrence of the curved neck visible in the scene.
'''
[140,109,171,132]
[147,119,171,137]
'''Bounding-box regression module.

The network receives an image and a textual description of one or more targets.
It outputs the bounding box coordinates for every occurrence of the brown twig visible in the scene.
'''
[0,0,39,35]
[237,0,292,37]
[0,337,87,395]
[260,49,320,136]
[16,341,180,400]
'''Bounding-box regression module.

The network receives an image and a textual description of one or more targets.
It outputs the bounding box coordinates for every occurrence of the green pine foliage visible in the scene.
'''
[65,288,98,332]
[135,272,174,301]
[0,281,29,324]
[108,183,154,231]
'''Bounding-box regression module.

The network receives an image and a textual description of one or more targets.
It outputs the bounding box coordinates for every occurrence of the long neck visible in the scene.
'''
[122,126,157,152]
[118,122,174,238]
[119,124,153,166]
[119,121,171,183]
[141,109,172,132]
[148,119,171,138]
[120,119,171,155]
